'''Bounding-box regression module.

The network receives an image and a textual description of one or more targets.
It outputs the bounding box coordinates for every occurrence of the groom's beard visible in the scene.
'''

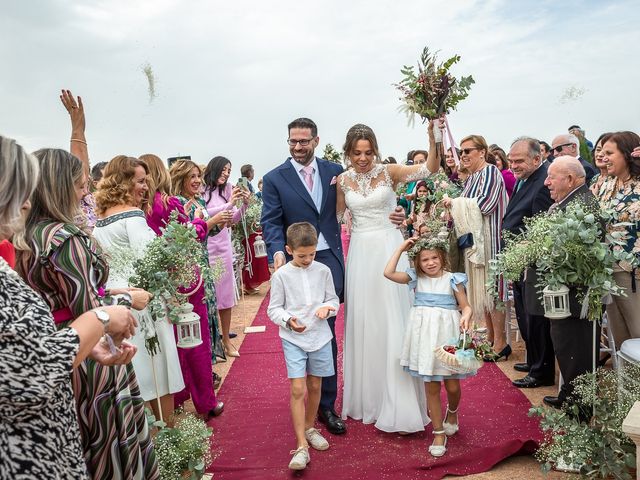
[291,149,315,167]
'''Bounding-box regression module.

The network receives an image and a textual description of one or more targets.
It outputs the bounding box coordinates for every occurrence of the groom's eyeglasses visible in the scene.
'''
[287,138,314,146]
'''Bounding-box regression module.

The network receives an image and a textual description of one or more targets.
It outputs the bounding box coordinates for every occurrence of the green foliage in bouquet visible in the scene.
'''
[129,211,223,325]
[530,365,640,479]
[489,201,636,321]
[395,46,475,125]
[323,143,343,164]
[151,411,214,480]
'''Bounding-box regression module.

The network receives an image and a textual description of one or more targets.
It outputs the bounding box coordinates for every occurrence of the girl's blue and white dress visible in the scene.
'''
[400,270,473,381]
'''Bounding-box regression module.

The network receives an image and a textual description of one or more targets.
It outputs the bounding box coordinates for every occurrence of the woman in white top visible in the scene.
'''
[93,155,184,423]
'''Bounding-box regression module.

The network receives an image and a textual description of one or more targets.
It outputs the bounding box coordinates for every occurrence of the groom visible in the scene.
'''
[261,117,347,435]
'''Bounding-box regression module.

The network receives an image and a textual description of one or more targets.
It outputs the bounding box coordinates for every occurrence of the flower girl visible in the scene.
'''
[383,234,472,457]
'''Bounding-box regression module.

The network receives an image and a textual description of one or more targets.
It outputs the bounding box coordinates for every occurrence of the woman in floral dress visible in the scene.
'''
[596,131,640,346]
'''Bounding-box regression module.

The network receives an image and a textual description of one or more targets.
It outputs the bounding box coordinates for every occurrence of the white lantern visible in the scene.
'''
[437,225,449,242]
[176,303,203,349]
[542,285,571,319]
[253,234,267,258]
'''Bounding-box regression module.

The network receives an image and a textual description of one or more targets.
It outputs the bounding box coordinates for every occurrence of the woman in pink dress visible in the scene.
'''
[490,146,516,198]
[141,154,225,418]
[203,156,250,357]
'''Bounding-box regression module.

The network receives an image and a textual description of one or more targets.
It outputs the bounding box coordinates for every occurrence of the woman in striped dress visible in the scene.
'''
[16,148,160,480]
[443,134,510,361]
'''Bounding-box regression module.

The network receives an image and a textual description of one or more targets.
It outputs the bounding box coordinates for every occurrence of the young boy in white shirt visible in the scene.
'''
[267,222,339,471]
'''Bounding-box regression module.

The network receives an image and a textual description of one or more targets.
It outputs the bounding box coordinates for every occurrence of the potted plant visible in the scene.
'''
[530,365,640,478]
[149,410,214,479]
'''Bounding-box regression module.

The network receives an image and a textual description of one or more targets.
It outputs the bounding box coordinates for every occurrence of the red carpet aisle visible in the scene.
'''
[209,296,542,480]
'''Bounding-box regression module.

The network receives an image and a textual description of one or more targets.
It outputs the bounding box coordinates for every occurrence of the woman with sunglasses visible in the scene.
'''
[443,136,509,361]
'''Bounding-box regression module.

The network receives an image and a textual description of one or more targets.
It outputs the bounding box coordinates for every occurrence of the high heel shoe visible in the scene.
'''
[224,343,240,358]
[443,406,459,436]
[428,430,448,457]
[483,344,512,362]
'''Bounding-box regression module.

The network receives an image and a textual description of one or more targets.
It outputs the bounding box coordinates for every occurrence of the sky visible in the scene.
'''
[2,0,639,180]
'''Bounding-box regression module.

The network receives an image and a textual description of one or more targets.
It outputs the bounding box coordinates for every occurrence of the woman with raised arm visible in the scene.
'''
[338,122,439,433]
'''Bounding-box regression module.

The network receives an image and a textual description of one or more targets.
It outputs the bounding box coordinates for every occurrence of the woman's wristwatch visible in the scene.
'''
[93,308,110,332]
[93,309,118,354]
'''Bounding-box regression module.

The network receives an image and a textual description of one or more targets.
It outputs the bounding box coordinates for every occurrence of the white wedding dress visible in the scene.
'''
[340,164,430,432]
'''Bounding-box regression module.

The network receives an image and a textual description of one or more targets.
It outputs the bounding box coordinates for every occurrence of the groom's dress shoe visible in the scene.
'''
[512,375,554,388]
[318,409,346,435]
[513,363,530,373]
[543,396,565,409]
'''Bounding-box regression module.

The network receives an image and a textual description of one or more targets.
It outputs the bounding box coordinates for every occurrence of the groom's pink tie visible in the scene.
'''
[302,165,314,191]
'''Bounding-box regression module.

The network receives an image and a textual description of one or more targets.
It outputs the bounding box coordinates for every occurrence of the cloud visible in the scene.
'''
[1,0,638,178]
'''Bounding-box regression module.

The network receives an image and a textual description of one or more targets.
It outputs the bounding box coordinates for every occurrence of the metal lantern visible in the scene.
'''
[542,285,571,319]
[437,225,449,242]
[253,234,267,258]
[176,303,203,349]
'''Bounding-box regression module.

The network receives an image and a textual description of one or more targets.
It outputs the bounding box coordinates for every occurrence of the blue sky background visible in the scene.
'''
[1,0,639,179]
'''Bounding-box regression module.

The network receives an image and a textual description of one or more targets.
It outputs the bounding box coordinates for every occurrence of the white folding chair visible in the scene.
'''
[600,312,618,370]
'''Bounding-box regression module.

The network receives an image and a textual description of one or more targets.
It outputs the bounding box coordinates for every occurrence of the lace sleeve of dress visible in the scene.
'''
[403,162,433,183]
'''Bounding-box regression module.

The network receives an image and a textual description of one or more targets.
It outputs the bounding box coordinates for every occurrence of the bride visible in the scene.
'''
[338,123,440,432]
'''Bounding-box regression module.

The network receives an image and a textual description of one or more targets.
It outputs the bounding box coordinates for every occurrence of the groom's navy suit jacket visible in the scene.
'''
[261,157,345,296]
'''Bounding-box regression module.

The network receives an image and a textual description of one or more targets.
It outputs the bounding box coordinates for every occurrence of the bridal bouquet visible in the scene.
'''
[395,46,475,125]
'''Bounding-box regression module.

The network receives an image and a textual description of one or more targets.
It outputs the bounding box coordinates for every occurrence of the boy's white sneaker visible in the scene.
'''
[305,427,330,451]
[288,446,310,470]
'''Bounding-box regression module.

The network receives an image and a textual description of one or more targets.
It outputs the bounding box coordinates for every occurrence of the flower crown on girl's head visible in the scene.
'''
[408,231,449,259]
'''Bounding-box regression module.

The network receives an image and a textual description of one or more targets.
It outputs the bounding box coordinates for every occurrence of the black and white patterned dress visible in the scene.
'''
[0,257,88,479]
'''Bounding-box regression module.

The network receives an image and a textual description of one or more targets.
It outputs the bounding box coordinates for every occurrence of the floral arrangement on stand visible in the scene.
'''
[231,196,263,260]
[395,46,474,127]
[530,365,640,479]
[148,409,214,479]
[128,212,224,352]
[488,201,636,321]
[323,143,343,165]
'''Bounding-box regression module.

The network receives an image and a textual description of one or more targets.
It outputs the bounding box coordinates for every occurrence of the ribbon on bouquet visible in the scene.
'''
[441,114,460,167]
